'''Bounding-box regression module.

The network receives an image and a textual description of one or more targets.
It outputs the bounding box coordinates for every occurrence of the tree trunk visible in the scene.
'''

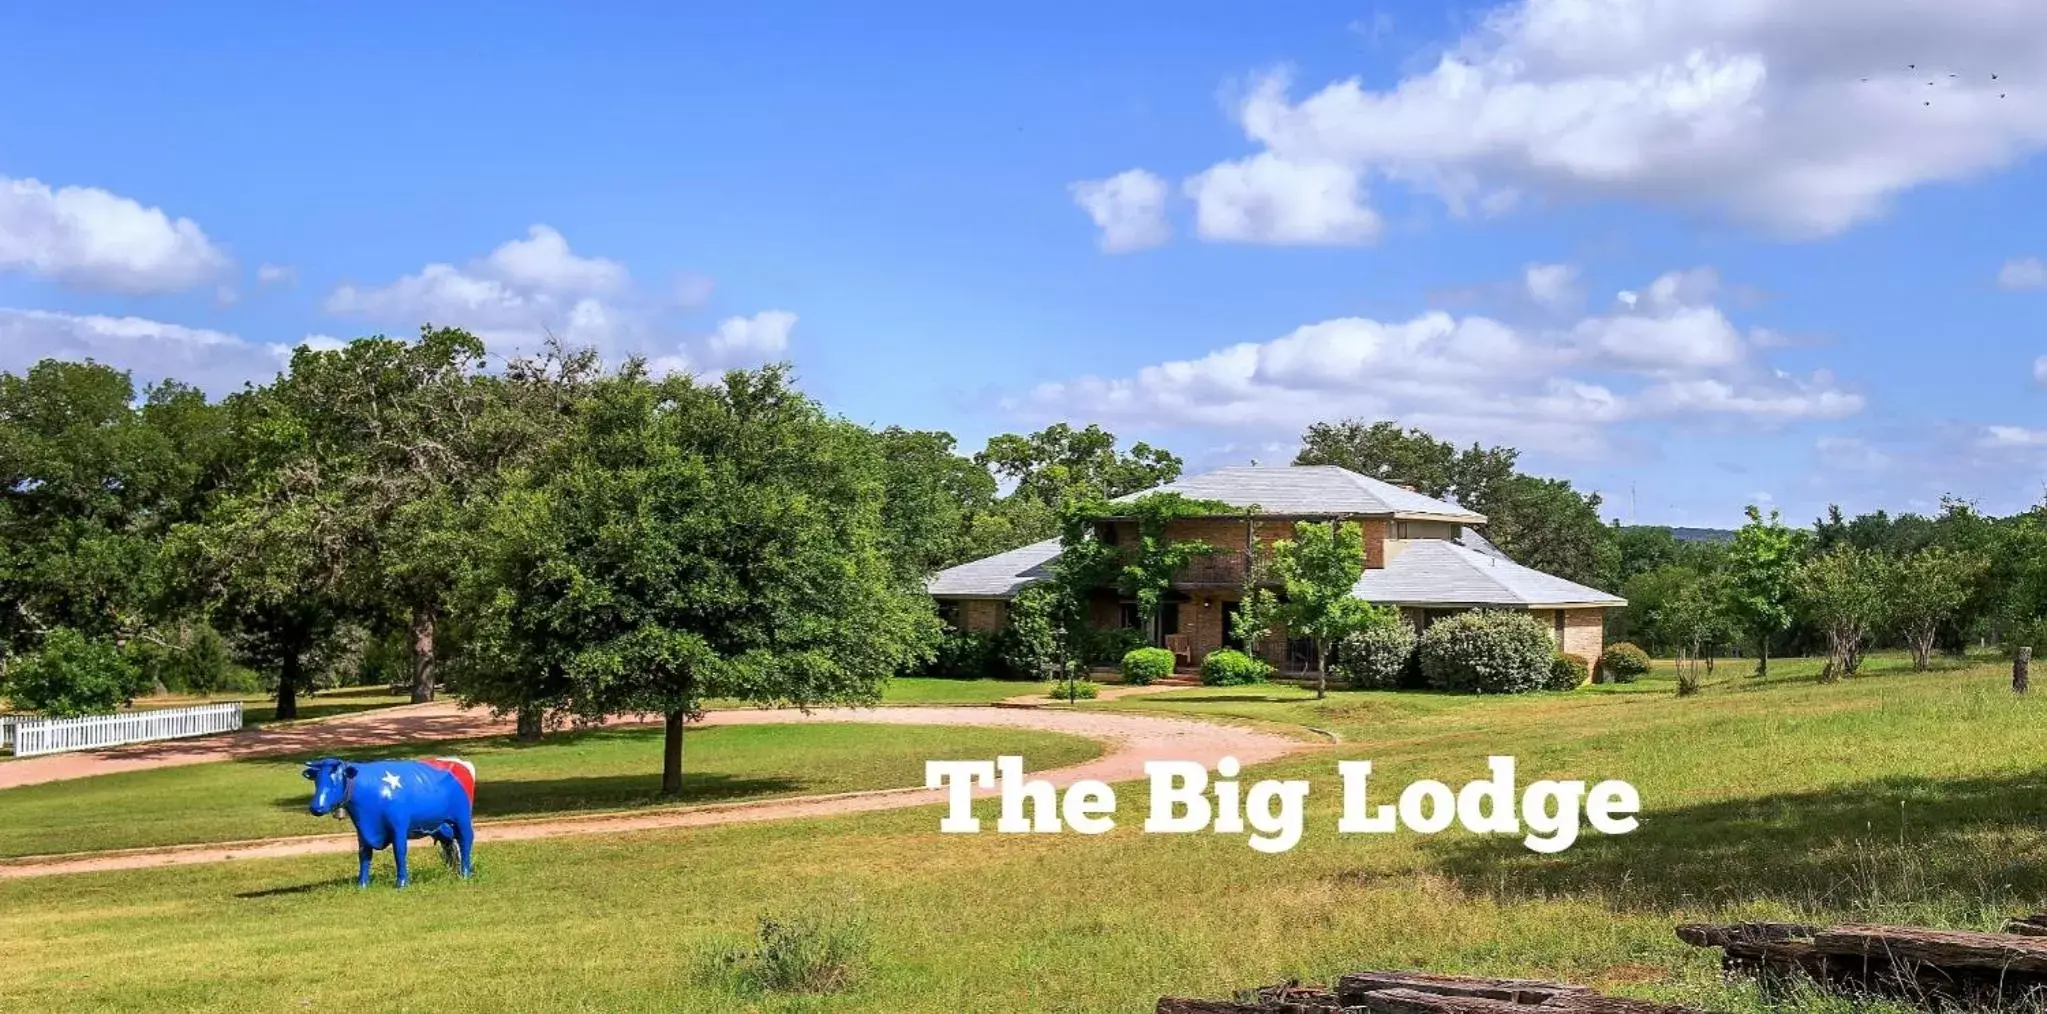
[661,710,687,796]
[1314,637,1327,700]
[277,650,302,721]
[1757,638,1769,678]
[409,606,437,703]
[515,704,543,743]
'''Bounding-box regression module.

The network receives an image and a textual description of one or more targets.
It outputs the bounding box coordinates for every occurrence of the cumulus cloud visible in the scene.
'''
[1524,263,1581,311]
[644,311,799,377]
[1134,0,2047,243]
[325,225,631,351]
[1982,424,2047,448]
[1183,153,1380,244]
[0,308,274,393]
[256,263,297,287]
[0,176,229,293]
[1070,170,1172,252]
[2001,257,2047,290]
[1007,265,1861,456]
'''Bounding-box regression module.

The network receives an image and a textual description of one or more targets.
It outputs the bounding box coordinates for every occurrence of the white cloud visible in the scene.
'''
[267,333,350,361]
[1151,1,2047,242]
[482,225,627,294]
[1183,153,1381,245]
[708,310,796,361]
[1524,262,1581,311]
[1008,264,1860,456]
[0,176,229,293]
[2035,354,2047,385]
[0,308,273,393]
[1070,169,1172,253]
[2001,256,2047,290]
[325,225,629,351]
[256,263,297,287]
[1982,424,2047,448]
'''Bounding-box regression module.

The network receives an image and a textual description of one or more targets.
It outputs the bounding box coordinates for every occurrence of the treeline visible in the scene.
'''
[1611,501,2047,676]
[5,328,2037,751]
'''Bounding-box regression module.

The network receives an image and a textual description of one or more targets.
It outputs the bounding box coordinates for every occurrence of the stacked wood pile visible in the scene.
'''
[1157,970,1704,1014]
[1677,919,2047,1008]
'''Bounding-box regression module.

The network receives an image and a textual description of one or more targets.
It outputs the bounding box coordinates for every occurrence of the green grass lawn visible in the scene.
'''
[0,722,1100,859]
[5,650,2042,1012]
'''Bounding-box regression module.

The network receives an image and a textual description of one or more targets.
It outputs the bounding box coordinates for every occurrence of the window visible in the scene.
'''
[936,600,961,629]
[1118,602,1141,630]
[1096,522,1120,546]
[1395,521,1410,539]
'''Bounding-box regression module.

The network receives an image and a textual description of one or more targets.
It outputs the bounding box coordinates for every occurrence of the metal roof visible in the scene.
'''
[1111,465,1486,523]
[1355,539,1625,608]
[923,537,1061,598]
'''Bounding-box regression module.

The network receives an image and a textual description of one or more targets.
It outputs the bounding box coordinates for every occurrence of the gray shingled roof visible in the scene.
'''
[1355,539,1625,607]
[1112,465,1486,523]
[924,538,1061,598]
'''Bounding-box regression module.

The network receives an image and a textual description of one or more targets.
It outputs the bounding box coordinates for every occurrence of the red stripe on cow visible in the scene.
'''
[422,757,476,802]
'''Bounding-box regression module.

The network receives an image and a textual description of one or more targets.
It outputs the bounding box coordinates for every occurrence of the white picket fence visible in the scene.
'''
[6,702,243,758]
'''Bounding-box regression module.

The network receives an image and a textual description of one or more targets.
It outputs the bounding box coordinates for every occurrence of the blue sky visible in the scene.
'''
[3,1,2045,528]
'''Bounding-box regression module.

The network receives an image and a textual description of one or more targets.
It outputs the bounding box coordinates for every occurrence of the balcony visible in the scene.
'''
[1171,551,1254,587]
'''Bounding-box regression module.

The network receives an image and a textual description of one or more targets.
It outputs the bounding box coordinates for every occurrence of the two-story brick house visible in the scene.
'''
[926,465,1624,672]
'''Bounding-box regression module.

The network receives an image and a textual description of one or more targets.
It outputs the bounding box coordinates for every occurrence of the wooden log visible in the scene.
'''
[1809,924,2047,974]
[1337,971,1589,1006]
[2017,646,2031,695]
[1674,923,1821,948]
[1350,987,1699,1014]
[2005,913,2047,937]
[1157,1000,1287,1014]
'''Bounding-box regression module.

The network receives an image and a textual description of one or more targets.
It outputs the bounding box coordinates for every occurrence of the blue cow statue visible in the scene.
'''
[303,756,477,888]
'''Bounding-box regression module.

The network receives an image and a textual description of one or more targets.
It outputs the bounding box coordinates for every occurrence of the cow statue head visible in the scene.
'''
[303,757,357,818]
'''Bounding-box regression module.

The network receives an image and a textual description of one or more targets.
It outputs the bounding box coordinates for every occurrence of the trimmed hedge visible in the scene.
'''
[1330,621,1419,690]
[1417,610,1554,694]
[1121,647,1175,685]
[1199,648,1272,686]
[1600,642,1651,684]
[1047,679,1099,700]
[1547,652,1590,691]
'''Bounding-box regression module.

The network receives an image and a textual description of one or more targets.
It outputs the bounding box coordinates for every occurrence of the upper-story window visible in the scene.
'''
[1395,521,1411,539]
[1096,521,1120,545]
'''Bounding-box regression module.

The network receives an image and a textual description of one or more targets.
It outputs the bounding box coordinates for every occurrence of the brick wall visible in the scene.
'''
[1558,608,1606,674]
[1159,516,1391,571]
[958,599,1008,633]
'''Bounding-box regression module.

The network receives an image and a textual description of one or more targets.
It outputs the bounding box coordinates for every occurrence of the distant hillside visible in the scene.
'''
[1670,526,1737,543]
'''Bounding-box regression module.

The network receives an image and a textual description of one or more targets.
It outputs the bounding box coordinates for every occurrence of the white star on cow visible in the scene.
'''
[381,771,402,798]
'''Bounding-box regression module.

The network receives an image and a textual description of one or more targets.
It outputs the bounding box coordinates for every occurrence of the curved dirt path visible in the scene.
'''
[0,697,1311,880]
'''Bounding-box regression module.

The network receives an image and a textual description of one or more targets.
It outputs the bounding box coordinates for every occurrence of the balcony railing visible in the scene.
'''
[1172,551,1254,587]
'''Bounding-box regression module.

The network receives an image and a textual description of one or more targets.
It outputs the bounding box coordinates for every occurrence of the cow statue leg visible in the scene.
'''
[356,842,374,888]
[454,814,475,878]
[391,830,412,888]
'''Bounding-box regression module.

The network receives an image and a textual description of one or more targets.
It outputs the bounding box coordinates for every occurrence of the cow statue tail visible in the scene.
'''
[425,756,477,803]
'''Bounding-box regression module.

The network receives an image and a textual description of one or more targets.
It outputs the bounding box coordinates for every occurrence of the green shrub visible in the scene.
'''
[1600,642,1652,683]
[996,586,1066,678]
[1330,621,1418,689]
[702,904,871,995]
[1047,679,1099,700]
[1080,627,1149,668]
[923,631,1002,679]
[1547,652,1590,691]
[1121,647,1175,685]
[1416,610,1553,694]
[4,628,149,717]
[1199,648,1273,686]
[131,624,236,694]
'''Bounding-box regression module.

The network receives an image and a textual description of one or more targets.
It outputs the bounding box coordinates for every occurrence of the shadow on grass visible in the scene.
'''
[235,877,357,899]
[1422,770,2047,919]
[267,772,808,820]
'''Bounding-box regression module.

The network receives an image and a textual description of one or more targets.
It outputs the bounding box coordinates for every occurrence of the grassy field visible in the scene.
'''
[3,649,2041,1012]
[0,722,1101,858]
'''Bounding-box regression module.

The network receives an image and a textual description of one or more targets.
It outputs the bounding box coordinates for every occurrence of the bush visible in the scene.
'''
[996,586,1066,679]
[1199,648,1273,687]
[1547,652,1590,691]
[1330,621,1418,689]
[1047,678,1099,700]
[1080,626,1148,668]
[923,631,1002,679]
[130,624,236,694]
[3,628,149,717]
[702,904,871,995]
[1121,647,1175,685]
[1417,610,1554,694]
[1600,642,1651,684]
